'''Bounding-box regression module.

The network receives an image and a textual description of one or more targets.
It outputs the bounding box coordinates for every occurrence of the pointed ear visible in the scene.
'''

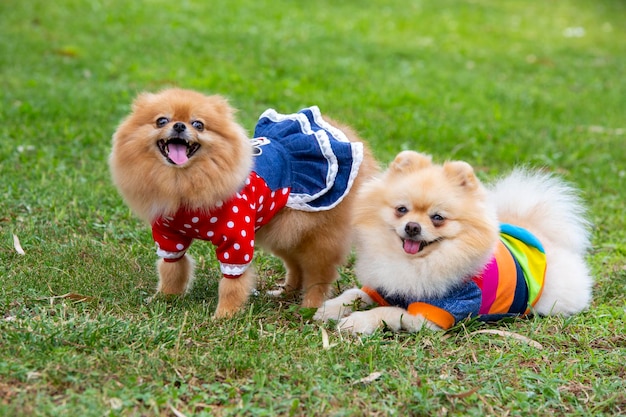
[388,151,432,175]
[443,160,480,190]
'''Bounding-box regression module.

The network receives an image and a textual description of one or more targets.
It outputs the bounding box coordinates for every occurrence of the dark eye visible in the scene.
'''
[191,120,204,131]
[431,214,445,227]
[395,206,409,217]
[156,117,169,128]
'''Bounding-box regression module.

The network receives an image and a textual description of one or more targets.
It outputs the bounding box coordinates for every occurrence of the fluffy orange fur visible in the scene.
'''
[109,88,378,317]
[110,89,252,222]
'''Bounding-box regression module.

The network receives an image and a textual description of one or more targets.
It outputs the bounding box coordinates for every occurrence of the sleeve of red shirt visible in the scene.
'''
[152,222,192,262]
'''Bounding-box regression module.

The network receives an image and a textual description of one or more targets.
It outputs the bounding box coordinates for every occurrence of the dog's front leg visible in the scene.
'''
[313,288,373,322]
[214,269,256,318]
[338,307,439,334]
[157,254,195,294]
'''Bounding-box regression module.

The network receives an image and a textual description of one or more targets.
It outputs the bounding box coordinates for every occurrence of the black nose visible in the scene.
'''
[173,122,186,133]
[404,222,421,237]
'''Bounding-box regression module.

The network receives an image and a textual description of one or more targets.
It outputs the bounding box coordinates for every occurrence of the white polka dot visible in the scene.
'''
[244,254,250,262]
[232,206,239,213]
[194,229,199,233]
[250,203,256,210]
[252,186,256,192]
[224,252,230,260]
[250,240,255,247]
[241,230,247,237]
[257,217,263,223]
[282,188,289,195]
[234,243,240,250]
[176,244,184,250]
[259,196,264,204]
[215,201,223,208]
[210,217,218,223]
[258,205,264,212]
[244,216,251,223]
[271,191,276,198]
[163,223,170,228]
[242,194,248,201]
[191,217,199,223]
[270,202,275,211]
[207,231,215,238]
[236,193,242,199]
[227,221,235,228]
[245,178,251,185]
[184,224,191,228]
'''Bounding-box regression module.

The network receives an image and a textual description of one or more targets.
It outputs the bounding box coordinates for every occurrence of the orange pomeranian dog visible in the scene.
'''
[110,88,377,318]
[315,151,593,334]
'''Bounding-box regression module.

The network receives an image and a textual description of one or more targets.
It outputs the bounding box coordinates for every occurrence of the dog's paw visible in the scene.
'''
[213,306,239,319]
[266,285,298,301]
[313,299,351,322]
[338,311,380,335]
[145,292,180,304]
[266,287,285,298]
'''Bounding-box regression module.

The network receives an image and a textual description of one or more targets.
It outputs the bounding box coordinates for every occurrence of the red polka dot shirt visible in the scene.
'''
[152,172,290,279]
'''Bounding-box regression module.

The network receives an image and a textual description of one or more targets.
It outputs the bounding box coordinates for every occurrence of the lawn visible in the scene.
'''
[1,0,625,415]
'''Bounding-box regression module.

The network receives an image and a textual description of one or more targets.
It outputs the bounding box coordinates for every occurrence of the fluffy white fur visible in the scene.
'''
[492,169,593,315]
[314,151,593,334]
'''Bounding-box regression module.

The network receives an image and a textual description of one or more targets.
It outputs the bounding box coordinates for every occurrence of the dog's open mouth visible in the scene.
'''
[157,138,200,165]
[401,238,441,255]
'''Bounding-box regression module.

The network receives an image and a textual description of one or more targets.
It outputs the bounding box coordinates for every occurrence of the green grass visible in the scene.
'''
[1,0,625,415]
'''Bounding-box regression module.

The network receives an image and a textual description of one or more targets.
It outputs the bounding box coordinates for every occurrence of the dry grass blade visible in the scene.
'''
[13,234,25,255]
[46,293,97,303]
[351,372,382,385]
[168,404,188,417]
[444,387,479,399]
[320,326,337,350]
[470,329,543,349]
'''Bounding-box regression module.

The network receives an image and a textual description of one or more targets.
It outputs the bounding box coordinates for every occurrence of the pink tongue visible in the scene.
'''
[403,240,422,255]
[168,143,188,165]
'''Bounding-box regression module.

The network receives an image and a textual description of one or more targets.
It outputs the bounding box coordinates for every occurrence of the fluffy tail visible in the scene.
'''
[488,169,591,255]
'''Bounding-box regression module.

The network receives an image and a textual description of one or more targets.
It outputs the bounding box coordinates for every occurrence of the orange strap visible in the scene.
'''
[361,286,390,307]
[361,286,456,329]
[407,302,455,330]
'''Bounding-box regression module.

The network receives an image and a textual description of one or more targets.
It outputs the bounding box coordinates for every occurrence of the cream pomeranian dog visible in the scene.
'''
[110,88,377,318]
[314,151,593,334]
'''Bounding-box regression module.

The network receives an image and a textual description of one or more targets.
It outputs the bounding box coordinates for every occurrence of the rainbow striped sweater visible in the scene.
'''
[362,224,546,329]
